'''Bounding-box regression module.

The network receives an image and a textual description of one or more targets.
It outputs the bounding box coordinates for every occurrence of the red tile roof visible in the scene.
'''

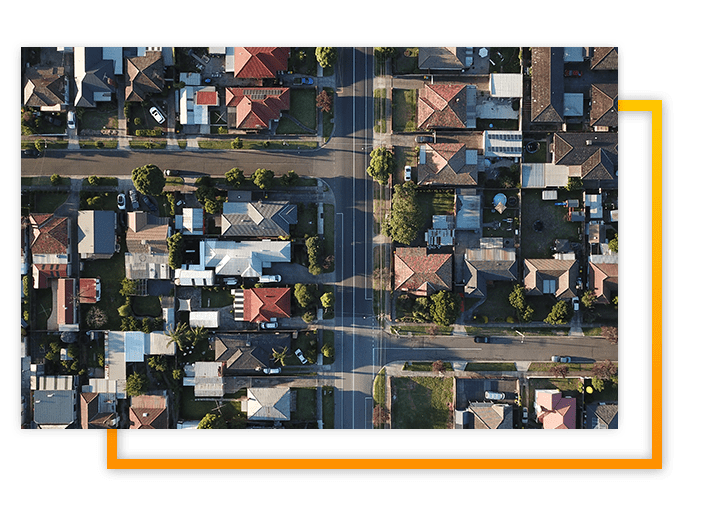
[225,87,290,129]
[417,84,468,129]
[129,395,169,429]
[30,214,69,255]
[234,47,290,79]
[79,278,100,304]
[56,278,76,326]
[195,88,218,106]
[394,248,453,295]
[242,287,292,322]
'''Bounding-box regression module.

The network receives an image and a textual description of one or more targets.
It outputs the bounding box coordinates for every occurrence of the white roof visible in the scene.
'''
[483,131,523,158]
[489,73,523,98]
[564,93,584,116]
[189,311,220,328]
[200,239,291,277]
[175,267,215,286]
[585,194,603,219]
[542,190,558,200]
[521,164,569,188]
[179,87,210,126]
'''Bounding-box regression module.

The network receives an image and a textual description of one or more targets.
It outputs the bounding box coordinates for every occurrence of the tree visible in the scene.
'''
[166,322,191,352]
[126,372,148,397]
[593,360,618,382]
[252,168,275,190]
[321,343,334,358]
[147,355,167,372]
[429,291,459,326]
[172,368,183,381]
[167,232,183,269]
[87,175,100,186]
[382,182,422,245]
[50,173,61,185]
[581,289,597,309]
[608,233,618,253]
[198,413,226,429]
[602,326,618,344]
[35,139,46,152]
[549,364,570,378]
[119,278,137,297]
[272,346,289,367]
[315,47,338,68]
[203,197,224,214]
[131,164,165,196]
[316,89,333,113]
[544,300,570,325]
[294,283,317,309]
[509,284,526,312]
[282,170,300,187]
[118,303,132,317]
[374,47,396,60]
[225,167,245,188]
[320,292,334,310]
[86,306,108,329]
[367,146,395,185]
[372,405,389,427]
[431,360,446,374]
[565,177,582,191]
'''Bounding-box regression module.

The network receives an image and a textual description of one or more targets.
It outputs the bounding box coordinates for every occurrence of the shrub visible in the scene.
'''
[302,310,316,323]
[231,137,243,149]
[321,343,334,358]
[50,174,61,185]
[134,117,142,126]
[118,303,132,317]
[88,175,100,186]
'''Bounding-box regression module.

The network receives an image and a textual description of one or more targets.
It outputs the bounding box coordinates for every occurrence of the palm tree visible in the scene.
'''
[166,322,190,352]
[272,346,289,367]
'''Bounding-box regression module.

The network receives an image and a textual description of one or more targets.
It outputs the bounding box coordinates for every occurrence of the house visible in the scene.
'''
[79,390,119,429]
[590,47,618,70]
[534,389,576,429]
[247,387,291,422]
[125,211,171,280]
[31,389,77,429]
[461,402,514,429]
[463,242,517,298]
[232,47,290,79]
[417,84,476,129]
[23,66,67,111]
[588,255,618,304]
[585,402,618,429]
[174,266,215,286]
[394,247,453,296]
[174,208,204,236]
[28,213,71,289]
[417,142,478,186]
[73,47,120,108]
[425,215,455,247]
[221,201,297,238]
[530,47,565,125]
[418,47,473,71]
[183,362,224,398]
[213,333,291,375]
[104,331,128,398]
[78,210,117,259]
[483,131,523,159]
[103,331,173,398]
[56,278,79,332]
[242,287,292,323]
[124,50,165,102]
[521,163,570,188]
[179,86,218,128]
[590,84,618,130]
[552,132,618,188]
[198,239,291,278]
[189,311,220,329]
[225,86,290,130]
[129,394,170,429]
[523,258,578,300]
[489,73,523,98]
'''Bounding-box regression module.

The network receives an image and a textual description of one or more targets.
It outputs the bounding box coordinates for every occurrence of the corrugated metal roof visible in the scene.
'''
[489,73,523,98]
[189,311,220,328]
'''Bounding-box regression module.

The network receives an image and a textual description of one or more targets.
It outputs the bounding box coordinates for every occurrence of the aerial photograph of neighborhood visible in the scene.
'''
[20,46,618,431]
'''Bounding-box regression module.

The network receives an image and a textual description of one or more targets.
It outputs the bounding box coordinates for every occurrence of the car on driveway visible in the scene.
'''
[551,355,572,363]
[128,188,140,211]
[522,407,529,422]
[149,106,165,124]
[117,193,126,210]
[67,110,76,129]
[572,298,579,311]
[485,391,506,401]
[140,194,158,213]
[404,165,412,181]
[259,321,278,330]
[294,348,308,365]
[259,275,281,283]
[263,368,281,374]
[564,69,582,77]
[415,135,434,143]
[474,336,490,343]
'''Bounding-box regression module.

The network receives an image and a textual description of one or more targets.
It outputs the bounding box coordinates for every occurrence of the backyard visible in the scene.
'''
[80,241,127,331]
[200,287,233,309]
[179,386,246,428]
[520,188,581,259]
[391,376,453,429]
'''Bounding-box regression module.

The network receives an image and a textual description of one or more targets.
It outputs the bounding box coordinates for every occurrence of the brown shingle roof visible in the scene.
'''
[80,392,117,429]
[553,132,618,181]
[590,47,618,70]
[129,395,169,429]
[125,51,165,102]
[523,259,578,300]
[24,67,66,108]
[589,261,618,303]
[417,143,478,186]
[590,84,618,128]
[417,84,468,129]
[126,212,169,254]
[531,47,564,123]
[394,248,453,295]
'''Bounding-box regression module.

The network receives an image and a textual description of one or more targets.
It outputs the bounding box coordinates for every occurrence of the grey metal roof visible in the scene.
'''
[33,390,76,426]
[221,201,297,238]
[78,210,116,257]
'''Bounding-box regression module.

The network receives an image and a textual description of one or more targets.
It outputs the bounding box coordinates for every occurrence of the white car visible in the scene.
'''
[67,111,76,129]
[117,193,126,210]
[263,368,281,375]
[404,165,412,181]
[484,391,505,401]
[551,355,572,363]
[294,348,308,365]
[149,106,165,124]
[572,298,580,311]
[259,321,278,330]
[259,275,281,283]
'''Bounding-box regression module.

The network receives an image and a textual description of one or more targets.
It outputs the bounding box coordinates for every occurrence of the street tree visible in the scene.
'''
[382,181,422,245]
[367,146,395,185]
[374,47,396,59]
[294,283,317,309]
[320,291,334,310]
[372,405,389,427]
[429,291,459,326]
[431,360,446,374]
[315,47,338,68]
[282,170,300,186]
[225,167,245,188]
[252,168,275,190]
[131,164,165,196]
[549,364,569,378]
[126,372,148,397]
[602,326,618,344]
[592,360,618,382]
[316,89,333,113]
[544,300,570,325]
[321,343,334,358]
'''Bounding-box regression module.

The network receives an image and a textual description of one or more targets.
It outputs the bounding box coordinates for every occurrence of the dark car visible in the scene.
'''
[21,148,40,158]
[415,136,434,143]
[140,194,158,213]
[474,336,490,343]
[128,188,140,211]
[564,69,582,77]
[164,169,179,176]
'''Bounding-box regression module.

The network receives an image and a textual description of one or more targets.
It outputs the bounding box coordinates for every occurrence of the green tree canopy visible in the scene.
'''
[198,413,226,429]
[167,232,184,270]
[581,289,597,309]
[252,168,275,189]
[544,300,570,325]
[429,291,460,326]
[294,283,317,309]
[321,343,334,358]
[119,278,137,297]
[272,346,289,367]
[126,372,148,397]
[282,170,300,186]
[374,47,396,59]
[315,47,338,68]
[131,164,165,196]
[320,292,334,309]
[382,181,422,245]
[608,233,618,253]
[367,146,395,185]
[225,167,245,188]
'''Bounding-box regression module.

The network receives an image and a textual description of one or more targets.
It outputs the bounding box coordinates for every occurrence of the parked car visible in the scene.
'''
[164,169,179,176]
[551,355,572,363]
[295,77,314,85]
[259,275,281,283]
[21,148,40,158]
[140,194,158,213]
[522,407,529,422]
[211,72,222,78]
[117,193,126,210]
[572,298,580,311]
[415,136,434,143]
[259,321,278,330]
[263,368,281,375]
[564,69,582,77]
[294,348,308,365]
[149,106,165,124]
[404,165,412,181]
[223,277,238,286]
[67,110,76,129]
[128,188,140,211]
[474,336,490,343]
[485,391,506,401]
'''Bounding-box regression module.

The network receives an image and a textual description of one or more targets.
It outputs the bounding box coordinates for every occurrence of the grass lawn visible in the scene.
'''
[391,376,453,429]
[80,191,117,211]
[393,48,421,75]
[322,386,334,428]
[523,140,547,163]
[79,102,118,130]
[402,362,453,372]
[290,47,317,75]
[465,362,517,371]
[129,140,167,149]
[292,331,318,364]
[477,118,520,131]
[373,368,386,406]
[22,139,68,150]
[393,146,419,185]
[489,47,521,73]
[321,88,334,140]
[286,88,317,130]
[201,287,233,308]
[322,329,335,364]
[529,377,582,393]
[275,116,309,135]
[179,387,246,426]
[585,380,618,403]
[392,89,418,132]
[80,140,118,149]
[80,245,127,330]
[374,88,386,133]
[472,282,518,323]
[291,388,317,422]
[291,203,316,238]
[323,204,335,272]
[391,325,453,336]
[521,189,581,259]
[32,288,53,330]
[416,189,455,218]
[131,296,161,317]
[30,191,69,213]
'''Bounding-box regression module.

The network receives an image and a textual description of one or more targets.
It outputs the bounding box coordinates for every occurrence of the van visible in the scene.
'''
[259,275,281,283]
